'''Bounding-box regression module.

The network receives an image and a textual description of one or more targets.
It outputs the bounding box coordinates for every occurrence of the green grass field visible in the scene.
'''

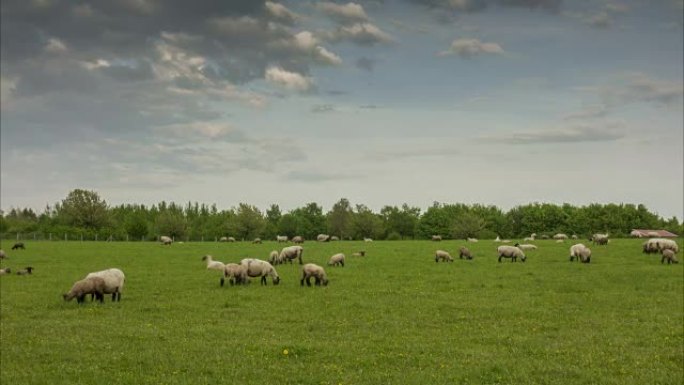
[1,239,682,385]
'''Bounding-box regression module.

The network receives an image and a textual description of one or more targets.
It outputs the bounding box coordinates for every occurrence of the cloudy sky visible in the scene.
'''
[1,0,682,219]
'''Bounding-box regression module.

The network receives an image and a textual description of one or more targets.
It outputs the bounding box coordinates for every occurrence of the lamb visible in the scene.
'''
[292,236,304,244]
[459,246,473,260]
[160,236,173,245]
[276,235,288,243]
[571,234,579,239]
[84,268,125,302]
[0,249,6,259]
[328,253,345,267]
[252,238,262,244]
[227,237,236,242]
[240,258,280,285]
[63,277,106,304]
[317,234,330,242]
[553,233,568,240]
[467,238,479,243]
[364,238,373,242]
[523,233,536,241]
[514,243,537,251]
[202,255,225,271]
[300,263,329,286]
[16,266,34,275]
[661,249,679,264]
[352,251,366,257]
[279,245,304,265]
[268,250,281,265]
[431,235,442,241]
[0,268,10,275]
[435,250,454,262]
[497,245,526,263]
[12,242,25,250]
[330,236,339,241]
[591,234,609,245]
[221,263,248,286]
[569,243,589,262]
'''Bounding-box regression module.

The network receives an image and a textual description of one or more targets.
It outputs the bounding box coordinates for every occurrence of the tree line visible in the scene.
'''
[0,189,681,241]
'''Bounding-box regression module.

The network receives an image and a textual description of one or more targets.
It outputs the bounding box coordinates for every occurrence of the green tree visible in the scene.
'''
[327,198,353,239]
[58,189,109,229]
[451,212,487,239]
[234,203,265,240]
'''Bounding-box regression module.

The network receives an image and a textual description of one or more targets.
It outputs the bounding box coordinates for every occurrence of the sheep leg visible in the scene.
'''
[220,277,225,287]
[498,255,502,263]
[306,276,312,287]
[261,276,267,285]
[340,260,344,267]
[300,278,305,286]
[116,292,122,301]
[98,292,105,303]
[315,277,321,286]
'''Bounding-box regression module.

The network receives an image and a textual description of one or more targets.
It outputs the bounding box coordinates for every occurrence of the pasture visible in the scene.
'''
[0,239,682,385]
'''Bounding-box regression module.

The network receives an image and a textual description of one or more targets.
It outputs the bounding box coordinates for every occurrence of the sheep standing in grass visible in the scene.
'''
[16,267,34,275]
[467,238,478,243]
[591,234,609,245]
[569,244,589,262]
[301,264,329,286]
[84,268,125,302]
[276,235,288,242]
[0,268,11,275]
[317,234,331,242]
[12,242,25,250]
[643,238,679,254]
[240,258,280,285]
[269,250,281,265]
[352,251,366,257]
[514,243,537,251]
[328,253,345,267]
[160,236,173,245]
[661,249,679,264]
[252,238,262,244]
[459,246,473,260]
[435,250,454,262]
[497,246,526,263]
[221,263,248,286]
[523,233,536,241]
[330,236,339,241]
[576,247,592,263]
[0,249,6,259]
[202,255,225,271]
[432,235,442,241]
[227,237,236,242]
[279,245,304,265]
[63,277,106,304]
[292,236,304,244]
[553,233,568,240]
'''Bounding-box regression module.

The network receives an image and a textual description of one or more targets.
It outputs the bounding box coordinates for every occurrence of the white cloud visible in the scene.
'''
[265,2,299,24]
[265,66,314,91]
[316,46,342,65]
[44,37,68,54]
[327,22,393,45]
[439,38,504,57]
[317,2,369,23]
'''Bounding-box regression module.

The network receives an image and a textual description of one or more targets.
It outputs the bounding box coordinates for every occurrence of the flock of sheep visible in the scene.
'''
[0,233,679,306]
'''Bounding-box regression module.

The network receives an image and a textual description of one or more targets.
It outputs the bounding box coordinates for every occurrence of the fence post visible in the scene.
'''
[95,234,98,242]
[64,233,67,241]
[49,233,52,241]
[126,234,129,242]
[81,235,83,242]
[16,232,19,241]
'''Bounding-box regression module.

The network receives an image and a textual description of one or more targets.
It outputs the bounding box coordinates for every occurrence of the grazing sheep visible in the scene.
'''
[221,263,248,286]
[328,253,345,267]
[276,235,288,243]
[431,235,442,241]
[555,239,565,243]
[63,277,106,304]
[12,242,25,250]
[467,237,479,243]
[16,266,34,275]
[577,247,592,263]
[459,246,473,260]
[523,233,536,242]
[227,237,236,242]
[202,255,225,271]
[240,258,280,285]
[364,238,373,242]
[540,235,550,239]
[661,249,679,264]
[317,234,331,242]
[0,249,6,259]
[292,236,304,244]
[497,245,526,263]
[84,268,125,302]
[252,238,262,244]
[330,236,339,241]
[571,234,579,240]
[268,250,280,265]
[300,263,329,286]
[591,234,609,245]
[569,243,589,262]
[352,251,366,257]
[435,250,454,262]
[279,245,304,265]
[160,236,173,245]
[514,243,537,251]
[219,236,228,242]
[0,268,11,275]
[553,233,568,240]
[643,238,679,254]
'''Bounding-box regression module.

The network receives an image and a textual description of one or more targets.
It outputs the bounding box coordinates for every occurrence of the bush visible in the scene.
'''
[386,231,402,241]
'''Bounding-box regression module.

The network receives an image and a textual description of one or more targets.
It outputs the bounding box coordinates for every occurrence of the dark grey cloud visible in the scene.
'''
[410,0,562,13]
